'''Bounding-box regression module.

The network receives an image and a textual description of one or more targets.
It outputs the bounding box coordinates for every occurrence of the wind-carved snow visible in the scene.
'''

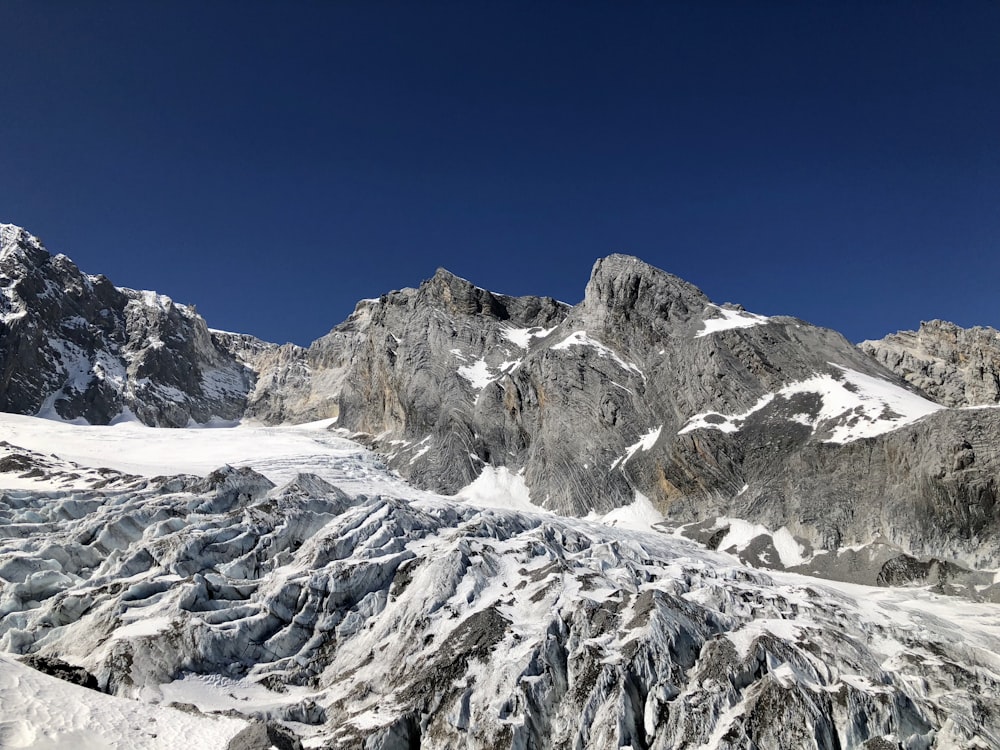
[2,413,1000,749]
[500,324,558,349]
[696,304,771,338]
[679,365,943,443]
[551,330,644,377]
[610,426,662,470]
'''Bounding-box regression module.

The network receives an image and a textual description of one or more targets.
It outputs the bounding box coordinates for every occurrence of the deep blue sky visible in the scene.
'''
[2,2,998,346]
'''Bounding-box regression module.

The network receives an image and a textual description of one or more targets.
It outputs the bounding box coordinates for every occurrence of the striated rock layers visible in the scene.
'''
[2,222,999,572]
[0,224,254,426]
[243,254,1000,570]
[861,319,1000,408]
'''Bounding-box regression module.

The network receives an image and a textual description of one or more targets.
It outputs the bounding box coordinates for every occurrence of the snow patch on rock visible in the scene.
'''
[551,330,643,377]
[679,365,942,443]
[500,324,558,349]
[696,304,771,337]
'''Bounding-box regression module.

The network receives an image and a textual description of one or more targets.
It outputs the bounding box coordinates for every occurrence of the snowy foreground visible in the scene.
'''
[1,415,999,749]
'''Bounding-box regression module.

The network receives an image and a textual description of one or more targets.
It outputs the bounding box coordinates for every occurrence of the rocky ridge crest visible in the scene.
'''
[861,319,1000,407]
[0,224,254,426]
[3,222,1000,578]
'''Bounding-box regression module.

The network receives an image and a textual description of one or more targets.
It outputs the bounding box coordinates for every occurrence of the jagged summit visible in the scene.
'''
[588,253,710,304]
[0,223,253,426]
[582,253,713,337]
[418,265,516,318]
[0,223,49,266]
[416,265,569,323]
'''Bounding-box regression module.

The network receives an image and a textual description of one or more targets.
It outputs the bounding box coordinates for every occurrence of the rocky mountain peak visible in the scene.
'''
[0,223,255,426]
[0,223,50,271]
[415,266,524,321]
[415,266,567,327]
[917,318,998,342]
[0,222,36,249]
[418,266,500,316]
[582,253,711,336]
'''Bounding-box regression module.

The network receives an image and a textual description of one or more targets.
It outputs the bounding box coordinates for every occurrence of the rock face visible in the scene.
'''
[0,224,254,426]
[860,319,1000,407]
[3,222,1000,575]
[243,267,569,492]
[242,254,1000,571]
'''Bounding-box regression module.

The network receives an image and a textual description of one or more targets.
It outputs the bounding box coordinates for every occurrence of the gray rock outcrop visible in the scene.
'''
[860,319,1000,407]
[0,224,254,426]
[4,222,1000,574]
[242,254,1000,569]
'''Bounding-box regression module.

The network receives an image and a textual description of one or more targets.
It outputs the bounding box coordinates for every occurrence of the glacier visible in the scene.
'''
[0,415,998,749]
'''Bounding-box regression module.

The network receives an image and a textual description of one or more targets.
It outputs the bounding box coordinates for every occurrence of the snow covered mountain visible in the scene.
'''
[3,221,1000,748]
[0,224,254,426]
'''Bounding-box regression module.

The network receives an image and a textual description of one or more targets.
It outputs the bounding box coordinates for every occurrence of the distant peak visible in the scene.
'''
[430,266,477,286]
[586,254,710,324]
[0,223,49,265]
[419,265,503,317]
[591,254,705,293]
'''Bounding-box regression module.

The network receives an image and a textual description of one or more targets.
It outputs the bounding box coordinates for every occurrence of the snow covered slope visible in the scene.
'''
[0,653,248,749]
[1,415,999,749]
[678,364,943,444]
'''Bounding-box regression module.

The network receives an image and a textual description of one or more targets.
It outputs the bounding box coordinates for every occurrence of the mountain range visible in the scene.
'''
[1,221,999,749]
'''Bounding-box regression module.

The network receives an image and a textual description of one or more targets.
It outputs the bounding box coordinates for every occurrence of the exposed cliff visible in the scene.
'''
[0,224,253,426]
[860,319,1000,407]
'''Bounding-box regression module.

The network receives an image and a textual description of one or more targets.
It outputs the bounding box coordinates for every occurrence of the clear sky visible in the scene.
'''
[1,2,997,346]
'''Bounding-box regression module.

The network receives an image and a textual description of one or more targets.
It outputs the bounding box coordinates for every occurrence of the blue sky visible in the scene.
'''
[1,2,998,345]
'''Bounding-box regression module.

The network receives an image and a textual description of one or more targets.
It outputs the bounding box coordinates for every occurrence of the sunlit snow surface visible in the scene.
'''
[0,654,247,749]
[1,413,999,748]
[500,324,558,349]
[695,304,771,338]
[680,364,943,443]
[0,414,436,499]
